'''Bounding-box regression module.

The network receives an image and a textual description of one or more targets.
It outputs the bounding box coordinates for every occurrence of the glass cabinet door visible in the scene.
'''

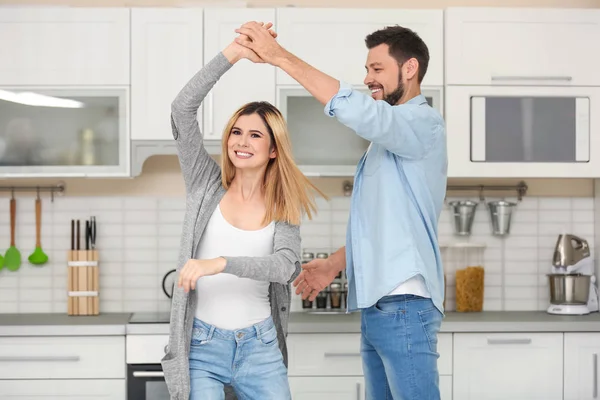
[0,88,128,176]
[470,95,589,163]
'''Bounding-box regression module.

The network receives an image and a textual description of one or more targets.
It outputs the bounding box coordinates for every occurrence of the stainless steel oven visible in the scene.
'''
[127,312,171,400]
[127,363,169,400]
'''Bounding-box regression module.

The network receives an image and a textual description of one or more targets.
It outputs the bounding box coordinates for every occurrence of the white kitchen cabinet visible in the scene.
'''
[445,8,600,86]
[131,8,204,141]
[564,333,600,400]
[0,335,125,379]
[453,333,563,399]
[276,8,443,87]
[0,379,125,400]
[202,9,277,141]
[290,377,365,400]
[0,7,129,86]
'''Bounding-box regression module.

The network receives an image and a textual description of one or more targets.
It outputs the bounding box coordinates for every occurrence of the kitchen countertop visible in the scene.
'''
[3,311,600,336]
[0,313,131,336]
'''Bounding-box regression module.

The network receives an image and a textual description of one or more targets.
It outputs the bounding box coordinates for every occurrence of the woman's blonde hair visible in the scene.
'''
[220,101,327,226]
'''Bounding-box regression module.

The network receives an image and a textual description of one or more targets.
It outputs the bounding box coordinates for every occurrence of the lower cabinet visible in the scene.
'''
[287,333,454,399]
[290,377,365,399]
[564,333,600,400]
[0,379,125,399]
[453,333,563,400]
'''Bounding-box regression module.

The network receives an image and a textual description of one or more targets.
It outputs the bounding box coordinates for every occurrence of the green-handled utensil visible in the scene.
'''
[5,196,21,271]
[29,195,48,266]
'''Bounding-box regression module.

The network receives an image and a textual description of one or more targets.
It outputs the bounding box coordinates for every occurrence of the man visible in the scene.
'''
[235,22,447,400]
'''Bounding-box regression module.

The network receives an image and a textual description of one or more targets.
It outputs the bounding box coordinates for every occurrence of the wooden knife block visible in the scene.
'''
[67,249,99,316]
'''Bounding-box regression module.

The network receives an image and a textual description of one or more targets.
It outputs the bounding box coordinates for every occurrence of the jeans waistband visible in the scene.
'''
[192,316,275,342]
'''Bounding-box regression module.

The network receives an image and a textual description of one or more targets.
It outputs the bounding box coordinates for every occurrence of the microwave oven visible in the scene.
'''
[445,85,600,178]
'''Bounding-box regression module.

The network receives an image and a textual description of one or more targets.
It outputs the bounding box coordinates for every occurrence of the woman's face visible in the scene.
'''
[227,113,276,171]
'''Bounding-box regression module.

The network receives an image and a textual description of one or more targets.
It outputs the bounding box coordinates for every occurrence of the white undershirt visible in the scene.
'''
[194,204,274,330]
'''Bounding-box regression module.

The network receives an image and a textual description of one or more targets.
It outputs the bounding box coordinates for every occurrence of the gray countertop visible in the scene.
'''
[0,313,131,336]
[2,311,600,336]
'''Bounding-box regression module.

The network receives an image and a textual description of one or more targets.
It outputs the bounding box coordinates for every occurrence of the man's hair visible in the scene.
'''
[365,25,430,83]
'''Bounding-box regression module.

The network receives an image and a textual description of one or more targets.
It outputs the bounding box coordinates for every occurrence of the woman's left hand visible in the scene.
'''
[178,257,227,293]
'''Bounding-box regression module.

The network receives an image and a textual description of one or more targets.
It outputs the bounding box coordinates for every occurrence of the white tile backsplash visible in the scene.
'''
[0,194,594,314]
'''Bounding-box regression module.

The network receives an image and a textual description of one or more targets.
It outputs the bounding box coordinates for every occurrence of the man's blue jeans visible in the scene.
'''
[361,294,443,400]
[189,316,291,400]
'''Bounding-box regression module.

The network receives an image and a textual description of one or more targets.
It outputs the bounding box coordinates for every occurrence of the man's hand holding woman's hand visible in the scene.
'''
[223,21,278,64]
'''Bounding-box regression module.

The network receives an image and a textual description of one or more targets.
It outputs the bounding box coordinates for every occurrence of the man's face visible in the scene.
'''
[364,43,404,106]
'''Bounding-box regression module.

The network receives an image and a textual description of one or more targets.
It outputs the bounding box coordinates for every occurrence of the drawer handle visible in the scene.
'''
[0,356,80,362]
[324,352,361,357]
[491,75,573,81]
[133,371,164,378]
[593,353,598,398]
[487,338,532,345]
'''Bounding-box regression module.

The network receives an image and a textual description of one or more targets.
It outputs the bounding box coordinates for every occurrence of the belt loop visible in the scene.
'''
[254,323,261,340]
[208,325,216,340]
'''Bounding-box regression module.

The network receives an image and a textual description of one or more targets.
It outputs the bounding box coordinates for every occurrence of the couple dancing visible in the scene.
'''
[163,20,448,400]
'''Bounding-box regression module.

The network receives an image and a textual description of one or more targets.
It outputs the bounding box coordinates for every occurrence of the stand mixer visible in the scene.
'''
[547,234,599,315]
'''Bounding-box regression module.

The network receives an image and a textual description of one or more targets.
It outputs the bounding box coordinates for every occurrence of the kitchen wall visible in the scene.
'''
[0,157,595,314]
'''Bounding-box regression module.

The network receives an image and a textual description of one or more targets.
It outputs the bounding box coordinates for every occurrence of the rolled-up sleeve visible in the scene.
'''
[323,81,442,160]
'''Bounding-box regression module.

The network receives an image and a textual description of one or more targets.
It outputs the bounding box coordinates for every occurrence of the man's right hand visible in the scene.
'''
[293,258,340,301]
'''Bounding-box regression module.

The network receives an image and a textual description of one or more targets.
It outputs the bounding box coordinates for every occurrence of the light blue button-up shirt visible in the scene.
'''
[324,81,448,314]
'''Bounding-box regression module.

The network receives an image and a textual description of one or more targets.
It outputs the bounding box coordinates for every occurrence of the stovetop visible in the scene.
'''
[129,312,170,324]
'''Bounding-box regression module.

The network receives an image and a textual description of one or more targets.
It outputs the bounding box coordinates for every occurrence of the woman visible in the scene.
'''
[161,30,325,400]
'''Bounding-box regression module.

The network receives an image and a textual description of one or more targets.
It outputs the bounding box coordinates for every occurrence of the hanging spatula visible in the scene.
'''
[29,193,48,266]
[5,195,21,271]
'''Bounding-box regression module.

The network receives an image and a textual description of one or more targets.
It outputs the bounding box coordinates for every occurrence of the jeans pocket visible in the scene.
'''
[418,307,442,353]
[190,326,210,347]
[259,326,279,347]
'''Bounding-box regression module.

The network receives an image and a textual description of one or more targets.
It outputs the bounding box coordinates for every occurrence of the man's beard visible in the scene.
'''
[384,70,404,106]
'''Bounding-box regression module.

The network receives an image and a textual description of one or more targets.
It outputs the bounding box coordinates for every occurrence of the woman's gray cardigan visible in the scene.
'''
[161,52,302,400]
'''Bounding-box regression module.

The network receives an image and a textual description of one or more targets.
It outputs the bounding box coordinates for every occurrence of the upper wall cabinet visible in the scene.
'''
[276,9,444,88]
[130,8,204,142]
[0,7,129,86]
[445,8,600,86]
[202,9,277,141]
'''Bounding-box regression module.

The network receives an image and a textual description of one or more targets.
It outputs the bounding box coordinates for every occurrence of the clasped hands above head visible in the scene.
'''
[232,21,287,66]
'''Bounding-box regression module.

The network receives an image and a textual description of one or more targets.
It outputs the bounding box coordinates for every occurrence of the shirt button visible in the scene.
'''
[281,307,286,312]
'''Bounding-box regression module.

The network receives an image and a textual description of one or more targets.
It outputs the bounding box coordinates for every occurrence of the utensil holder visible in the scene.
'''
[67,249,99,316]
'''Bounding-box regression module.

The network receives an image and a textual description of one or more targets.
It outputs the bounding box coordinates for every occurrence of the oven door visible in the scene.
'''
[127,364,169,400]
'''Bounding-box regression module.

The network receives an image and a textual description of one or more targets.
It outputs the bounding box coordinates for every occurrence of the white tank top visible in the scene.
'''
[194,204,274,330]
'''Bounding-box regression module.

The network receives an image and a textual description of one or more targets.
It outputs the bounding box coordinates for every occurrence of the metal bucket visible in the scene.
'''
[488,200,516,236]
[547,273,590,305]
[448,200,478,236]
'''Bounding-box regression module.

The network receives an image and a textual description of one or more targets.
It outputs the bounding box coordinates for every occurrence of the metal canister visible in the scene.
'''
[301,252,315,309]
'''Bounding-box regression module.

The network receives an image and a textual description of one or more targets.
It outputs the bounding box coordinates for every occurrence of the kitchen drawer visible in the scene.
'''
[126,334,169,364]
[287,333,452,376]
[0,379,125,399]
[0,336,125,379]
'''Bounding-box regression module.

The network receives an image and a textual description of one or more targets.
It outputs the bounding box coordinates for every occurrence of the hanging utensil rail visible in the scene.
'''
[0,182,65,202]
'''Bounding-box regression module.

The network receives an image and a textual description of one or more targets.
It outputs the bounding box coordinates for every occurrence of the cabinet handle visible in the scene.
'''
[133,371,165,378]
[356,381,362,400]
[0,356,80,362]
[491,75,573,81]
[206,92,214,137]
[594,353,598,398]
[487,338,532,345]
[324,352,361,357]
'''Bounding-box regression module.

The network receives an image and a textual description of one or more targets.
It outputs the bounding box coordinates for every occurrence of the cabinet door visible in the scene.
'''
[276,9,443,87]
[453,333,563,400]
[445,8,600,86]
[0,379,125,399]
[564,333,600,400]
[131,8,204,141]
[440,375,452,400]
[289,377,365,400]
[202,9,276,141]
[0,7,129,85]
